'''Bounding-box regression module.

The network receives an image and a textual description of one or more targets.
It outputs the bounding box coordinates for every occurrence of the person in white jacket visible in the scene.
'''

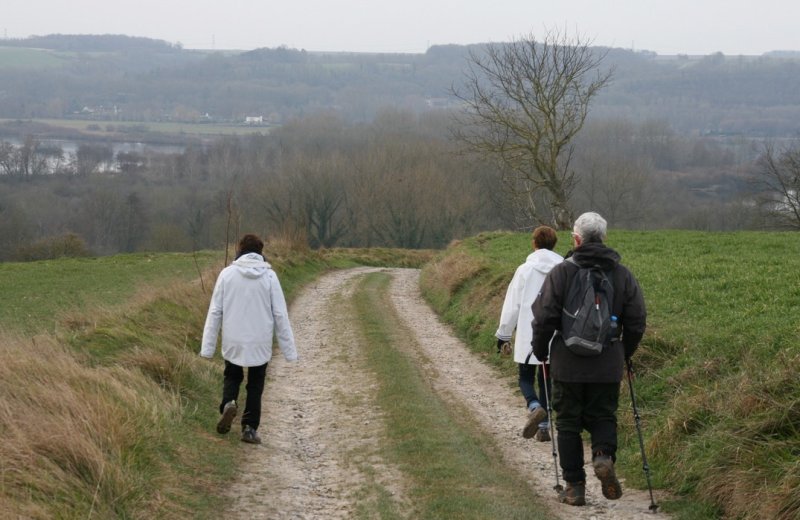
[200,234,297,444]
[495,226,563,441]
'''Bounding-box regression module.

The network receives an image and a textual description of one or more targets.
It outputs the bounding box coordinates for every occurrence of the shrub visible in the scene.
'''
[13,232,92,261]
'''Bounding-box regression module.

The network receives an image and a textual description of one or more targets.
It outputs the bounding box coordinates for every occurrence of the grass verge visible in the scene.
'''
[352,272,550,519]
[0,245,433,518]
[419,230,800,520]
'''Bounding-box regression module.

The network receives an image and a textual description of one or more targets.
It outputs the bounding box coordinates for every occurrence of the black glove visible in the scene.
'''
[496,338,512,356]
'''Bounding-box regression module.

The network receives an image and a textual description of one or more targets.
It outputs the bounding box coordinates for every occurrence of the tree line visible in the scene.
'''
[0,111,499,260]
[1,108,794,262]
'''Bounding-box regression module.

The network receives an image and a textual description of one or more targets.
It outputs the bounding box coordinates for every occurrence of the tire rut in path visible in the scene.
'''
[223,267,668,519]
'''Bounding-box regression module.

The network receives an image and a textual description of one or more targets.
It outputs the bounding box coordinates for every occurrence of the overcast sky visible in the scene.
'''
[4,0,799,55]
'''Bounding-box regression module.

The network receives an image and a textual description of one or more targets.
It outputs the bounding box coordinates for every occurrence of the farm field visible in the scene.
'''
[0,251,221,335]
[0,117,274,138]
[0,46,72,68]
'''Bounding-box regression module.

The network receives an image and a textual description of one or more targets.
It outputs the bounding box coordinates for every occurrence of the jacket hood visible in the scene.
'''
[571,242,620,271]
[232,252,271,278]
[526,248,564,274]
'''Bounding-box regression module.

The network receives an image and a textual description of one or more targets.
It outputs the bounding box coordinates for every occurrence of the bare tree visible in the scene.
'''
[577,154,654,227]
[752,143,800,229]
[258,153,352,249]
[0,137,57,177]
[452,29,613,229]
[573,118,656,227]
[0,141,17,176]
[73,143,114,176]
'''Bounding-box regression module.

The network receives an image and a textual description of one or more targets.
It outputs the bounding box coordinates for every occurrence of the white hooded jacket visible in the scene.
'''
[495,248,563,364]
[200,253,297,367]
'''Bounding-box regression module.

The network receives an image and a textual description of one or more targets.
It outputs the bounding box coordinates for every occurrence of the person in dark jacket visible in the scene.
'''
[532,212,646,506]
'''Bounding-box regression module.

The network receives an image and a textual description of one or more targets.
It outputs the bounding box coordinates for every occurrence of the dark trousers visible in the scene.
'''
[220,360,268,430]
[519,363,550,412]
[552,380,620,483]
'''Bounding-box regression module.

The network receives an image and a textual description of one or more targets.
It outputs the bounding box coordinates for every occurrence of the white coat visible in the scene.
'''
[495,248,564,364]
[200,253,297,367]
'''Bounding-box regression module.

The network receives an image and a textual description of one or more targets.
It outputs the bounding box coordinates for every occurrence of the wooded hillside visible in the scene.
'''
[2,35,800,135]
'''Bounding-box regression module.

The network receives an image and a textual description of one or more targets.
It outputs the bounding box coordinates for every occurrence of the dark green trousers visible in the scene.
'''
[552,380,620,483]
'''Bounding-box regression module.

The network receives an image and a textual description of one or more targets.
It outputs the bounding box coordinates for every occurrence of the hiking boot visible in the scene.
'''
[241,425,262,444]
[559,481,586,506]
[593,454,623,500]
[216,400,237,434]
[522,406,548,438]
[533,426,551,442]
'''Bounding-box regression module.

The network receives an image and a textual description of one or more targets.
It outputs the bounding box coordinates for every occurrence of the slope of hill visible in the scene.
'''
[420,230,800,519]
[1,232,797,518]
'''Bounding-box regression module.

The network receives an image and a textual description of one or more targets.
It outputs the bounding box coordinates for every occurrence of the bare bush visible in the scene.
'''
[751,143,800,229]
[13,232,92,261]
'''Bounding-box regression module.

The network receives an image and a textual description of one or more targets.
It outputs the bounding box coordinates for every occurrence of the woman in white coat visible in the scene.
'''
[201,234,297,444]
[495,226,563,441]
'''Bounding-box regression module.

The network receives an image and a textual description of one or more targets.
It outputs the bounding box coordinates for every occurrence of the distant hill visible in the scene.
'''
[1,34,800,136]
[0,33,181,52]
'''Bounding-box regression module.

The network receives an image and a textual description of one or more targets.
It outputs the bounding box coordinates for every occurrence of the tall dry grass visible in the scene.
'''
[0,334,184,518]
[267,223,311,254]
[419,248,487,301]
[0,273,229,518]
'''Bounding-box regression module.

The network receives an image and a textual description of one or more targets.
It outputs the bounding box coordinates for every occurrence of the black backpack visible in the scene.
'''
[560,257,618,357]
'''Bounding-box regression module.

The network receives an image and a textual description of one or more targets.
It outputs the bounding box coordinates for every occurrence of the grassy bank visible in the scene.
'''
[0,246,432,518]
[420,230,800,520]
[0,251,220,335]
[353,272,549,519]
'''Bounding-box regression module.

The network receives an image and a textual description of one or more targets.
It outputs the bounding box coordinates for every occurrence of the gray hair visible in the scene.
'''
[573,212,607,243]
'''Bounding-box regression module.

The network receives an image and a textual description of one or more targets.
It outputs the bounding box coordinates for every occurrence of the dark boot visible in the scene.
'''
[533,426,551,442]
[559,481,586,506]
[593,454,623,500]
[241,425,262,444]
[216,400,237,434]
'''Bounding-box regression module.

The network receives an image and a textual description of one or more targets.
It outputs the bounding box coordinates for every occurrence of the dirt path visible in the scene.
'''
[225,267,667,519]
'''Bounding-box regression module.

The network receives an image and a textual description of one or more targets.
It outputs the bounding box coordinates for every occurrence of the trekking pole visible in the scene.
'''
[626,358,659,513]
[540,363,563,493]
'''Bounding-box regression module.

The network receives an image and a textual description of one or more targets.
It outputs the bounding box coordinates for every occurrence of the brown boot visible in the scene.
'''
[559,481,586,506]
[522,406,548,438]
[593,454,623,500]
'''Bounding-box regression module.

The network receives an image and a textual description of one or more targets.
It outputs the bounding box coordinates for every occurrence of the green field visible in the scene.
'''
[0,247,432,337]
[420,230,800,520]
[0,117,274,137]
[0,251,222,335]
[0,46,72,68]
